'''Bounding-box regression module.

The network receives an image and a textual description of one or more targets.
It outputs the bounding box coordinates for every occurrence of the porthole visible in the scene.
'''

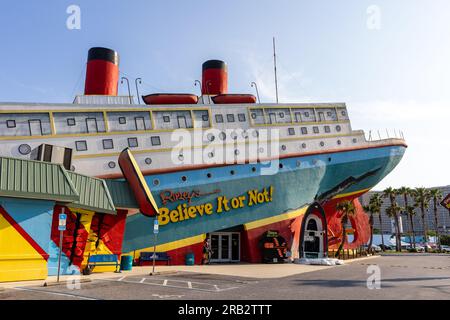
[208,152,214,158]
[341,111,346,116]
[18,144,31,155]
[207,173,212,178]
[153,179,160,186]
[296,160,301,167]
[178,154,184,161]
[251,113,257,119]
[219,132,226,140]
[230,170,235,175]
[352,138,357,143]
[336,125,341,132]
[234,149,240,155]
[328,157,332,162]
[337,140,342,145]
[279,163,283,169]
[145,157,152,165]
[251,167,256,172]
[207,133,215,141]
[301,143,307,149]
[320,141,325,147]
[181,176,187,182]
[279,112,284,118]
[108,161,116,169]
[281,145,287,151]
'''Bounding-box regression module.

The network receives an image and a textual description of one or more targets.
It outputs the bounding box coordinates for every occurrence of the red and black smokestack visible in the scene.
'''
[202,60,228,95]
[84,47,120,96]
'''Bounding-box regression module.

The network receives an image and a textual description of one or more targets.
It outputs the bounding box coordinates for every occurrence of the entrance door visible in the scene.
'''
[303,216,324,258]
[28,119,42,136]
[210,232,240,263]
[86,118,98,133]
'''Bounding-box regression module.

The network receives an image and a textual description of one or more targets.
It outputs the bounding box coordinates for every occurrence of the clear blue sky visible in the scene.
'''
[0,1,449,190]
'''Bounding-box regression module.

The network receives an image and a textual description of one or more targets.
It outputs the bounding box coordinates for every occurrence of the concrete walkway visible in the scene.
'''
[0,255,380,289]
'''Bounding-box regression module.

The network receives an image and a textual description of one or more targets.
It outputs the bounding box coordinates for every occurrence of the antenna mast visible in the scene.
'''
[273,37,279,103]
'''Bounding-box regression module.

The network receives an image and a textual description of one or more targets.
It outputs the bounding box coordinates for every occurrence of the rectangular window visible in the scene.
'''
[128,137,138,148]
[301,127,308,135]
[202,114,209,122]
[238,113,246,122]
[288,128,295,136]
[118,117,126,124]
[227,114,235,122]
[102,139,114,150]
[313,126,319,134]
[67,118,76,126]
[215,114,224,123]
[324,126,331,133]
[6,120,16,128]
[75,140,87,151]
[151,136,161,146]
[163,116,170,123]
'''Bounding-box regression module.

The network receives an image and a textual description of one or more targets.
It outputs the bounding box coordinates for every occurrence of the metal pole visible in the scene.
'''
[57,208,64,283]
[135,78,142,104]
[121,77,132,104]
[251,82,260,103]
[152,233,157,274]
[273,37,279,104]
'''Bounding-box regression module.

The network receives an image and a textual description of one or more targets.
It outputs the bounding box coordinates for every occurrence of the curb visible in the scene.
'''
[148,270,179,276]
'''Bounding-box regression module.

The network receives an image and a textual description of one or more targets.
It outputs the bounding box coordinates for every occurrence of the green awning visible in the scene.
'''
[0,157,79,203]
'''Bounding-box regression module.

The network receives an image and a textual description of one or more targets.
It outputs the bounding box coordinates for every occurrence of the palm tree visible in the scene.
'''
[398,187,413,247]
[370,193,385,250]
[363,203,375,253]
[335,200,357,258]
[383,187,402,251]
[386,203,404,250]
[405,204,417,248]
[414,187,431,252]
[429,189,443,250]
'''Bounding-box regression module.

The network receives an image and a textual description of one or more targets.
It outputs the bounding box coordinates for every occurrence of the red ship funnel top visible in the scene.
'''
[84,47,120,96]
[202,60,228,95]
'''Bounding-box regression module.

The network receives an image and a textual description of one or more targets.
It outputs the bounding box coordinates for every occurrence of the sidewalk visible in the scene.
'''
[0,255,380,289]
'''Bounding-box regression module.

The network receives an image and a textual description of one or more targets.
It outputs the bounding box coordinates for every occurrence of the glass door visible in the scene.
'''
[210,232,240,263]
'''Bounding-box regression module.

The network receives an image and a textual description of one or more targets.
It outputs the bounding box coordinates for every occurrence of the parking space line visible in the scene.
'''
[12,287,98,300]
[187,281,192,289]
[139,278,146,283]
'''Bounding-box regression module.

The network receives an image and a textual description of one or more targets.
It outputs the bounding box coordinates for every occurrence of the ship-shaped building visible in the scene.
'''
[0,47,406,281]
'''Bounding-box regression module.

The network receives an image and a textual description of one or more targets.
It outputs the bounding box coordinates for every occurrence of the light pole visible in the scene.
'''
[135,78,142,104]
[121,77,132,104]
[251,82,260,103]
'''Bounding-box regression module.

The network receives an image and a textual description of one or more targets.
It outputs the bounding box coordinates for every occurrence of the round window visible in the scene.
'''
[178,154,184,161]
[207,133,215,141]
[234,149,240,155]
[352,138,357,143]
[320,141,325,147]
[281,145,287,151]
[18,144,31,155]
[145,157,152,165]
[336,125,341,132]
[153,179,160,186]
[251,113,257,119]
[337,140,342,145]
[208,152,214,158]
[301,143,307,149]
[219,132,226,140]
[108,161,116,169]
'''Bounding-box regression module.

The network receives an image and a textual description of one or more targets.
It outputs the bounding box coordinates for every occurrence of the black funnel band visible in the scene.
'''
[202,60,226,70]
[88,47,119,65]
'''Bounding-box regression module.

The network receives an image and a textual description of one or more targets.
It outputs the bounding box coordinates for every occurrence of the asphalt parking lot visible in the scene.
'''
[1,255,449,300]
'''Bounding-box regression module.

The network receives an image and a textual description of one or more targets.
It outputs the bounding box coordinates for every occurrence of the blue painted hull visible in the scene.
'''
[123,145,406,252]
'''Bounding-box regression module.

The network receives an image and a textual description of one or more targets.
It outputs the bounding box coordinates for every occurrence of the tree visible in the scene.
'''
[369,193,385,250]
[405,205,417,248]
[363,203,375,253]
[383,187,402,251]
[398,187,414,247]
[429,189,443,251]
[414,187,431,252]
[335,200,357,258]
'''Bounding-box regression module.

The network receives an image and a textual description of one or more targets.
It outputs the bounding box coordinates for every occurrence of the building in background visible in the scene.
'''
[360,185,450,237]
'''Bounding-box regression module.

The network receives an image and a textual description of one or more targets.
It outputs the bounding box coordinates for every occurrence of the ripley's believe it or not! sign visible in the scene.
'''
[157,186,274,226]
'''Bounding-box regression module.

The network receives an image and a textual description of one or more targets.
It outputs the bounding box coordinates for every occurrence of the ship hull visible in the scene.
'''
[123,144,406,262]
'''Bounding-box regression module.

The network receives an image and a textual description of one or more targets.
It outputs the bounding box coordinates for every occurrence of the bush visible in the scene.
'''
[408,248,418,253]
[440,235,450,246]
